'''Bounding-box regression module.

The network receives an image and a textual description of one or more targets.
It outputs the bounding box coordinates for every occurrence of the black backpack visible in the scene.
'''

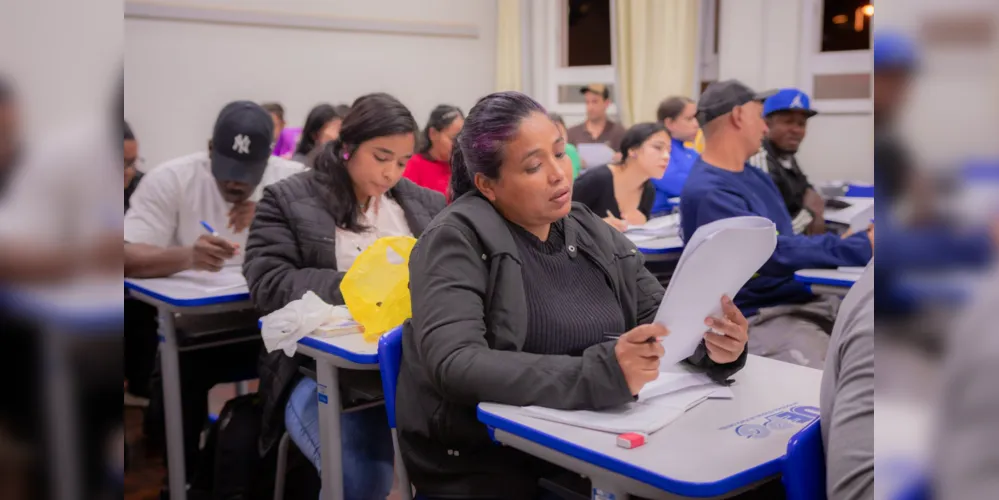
[189,393,320,500]
[188,393,265,500]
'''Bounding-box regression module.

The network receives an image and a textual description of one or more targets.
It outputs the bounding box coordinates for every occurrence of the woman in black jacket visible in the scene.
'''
[397,91,750,499]
[243,93,445,500]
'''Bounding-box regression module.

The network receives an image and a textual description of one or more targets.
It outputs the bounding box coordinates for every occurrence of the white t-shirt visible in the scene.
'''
[334,194,413,270]
[0,121,120,245]
[124,151,303,265]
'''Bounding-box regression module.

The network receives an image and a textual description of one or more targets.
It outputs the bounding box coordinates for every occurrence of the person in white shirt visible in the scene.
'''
[124,101,303,278]
[123,101,302,486]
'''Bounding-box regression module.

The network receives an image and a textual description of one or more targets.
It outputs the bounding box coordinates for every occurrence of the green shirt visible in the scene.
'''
[566,143,582,179]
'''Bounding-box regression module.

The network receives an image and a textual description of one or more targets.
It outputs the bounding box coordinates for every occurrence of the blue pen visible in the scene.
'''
[200,220,219,236]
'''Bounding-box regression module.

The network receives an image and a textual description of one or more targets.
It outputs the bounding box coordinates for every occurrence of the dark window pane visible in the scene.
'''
[821,0,873,52]
[566,0,612,66]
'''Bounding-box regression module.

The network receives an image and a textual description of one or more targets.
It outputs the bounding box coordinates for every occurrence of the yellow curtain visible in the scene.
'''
[495,0,522,92]
[614,0,698,125]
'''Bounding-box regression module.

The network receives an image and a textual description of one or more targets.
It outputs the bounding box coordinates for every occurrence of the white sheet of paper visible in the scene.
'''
[625,213,680,237]
[838,266,866,274]
[522,384,732,435]
[576,143,616,167]
[637,371,715,402]
[655,216,777,366]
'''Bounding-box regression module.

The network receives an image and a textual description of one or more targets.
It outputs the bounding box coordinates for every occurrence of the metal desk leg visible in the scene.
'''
[158,309,187,500]
[44,326,80,500]
[591,482,631,500]
[316,361,344,500]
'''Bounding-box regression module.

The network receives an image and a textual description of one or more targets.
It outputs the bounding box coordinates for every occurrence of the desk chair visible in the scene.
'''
[377,326,414,500]
[783,418,825,500]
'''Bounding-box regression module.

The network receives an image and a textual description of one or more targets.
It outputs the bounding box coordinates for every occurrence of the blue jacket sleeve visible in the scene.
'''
[687,188,873,274]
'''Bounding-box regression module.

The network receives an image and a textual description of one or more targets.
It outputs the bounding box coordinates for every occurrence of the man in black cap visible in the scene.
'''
[124,101,302,480]
[124,100,303,278]
[566,83,627,152]
[679,80,873,369]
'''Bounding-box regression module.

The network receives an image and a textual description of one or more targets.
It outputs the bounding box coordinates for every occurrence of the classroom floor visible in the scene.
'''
[124,383,404,500]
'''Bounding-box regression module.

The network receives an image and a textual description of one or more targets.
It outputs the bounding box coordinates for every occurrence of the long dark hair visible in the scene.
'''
[418,104,463,156]
[449,92,546,200]
[295,104,344,157]
[313,93,418,232]
[618,122,669,165]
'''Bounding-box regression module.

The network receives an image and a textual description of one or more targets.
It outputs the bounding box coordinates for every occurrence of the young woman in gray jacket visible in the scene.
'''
[398,92,750,499]
[243,93,445,500]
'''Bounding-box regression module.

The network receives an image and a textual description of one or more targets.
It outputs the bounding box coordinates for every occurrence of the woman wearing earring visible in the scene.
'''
[243,93,445,500]
[572,122,671,231]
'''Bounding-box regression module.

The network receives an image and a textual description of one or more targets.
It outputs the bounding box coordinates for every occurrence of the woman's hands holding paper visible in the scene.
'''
[703,295,749,364]
[615,324,669,395]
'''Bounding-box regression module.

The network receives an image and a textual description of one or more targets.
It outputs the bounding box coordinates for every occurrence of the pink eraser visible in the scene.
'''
[616,432,646,449]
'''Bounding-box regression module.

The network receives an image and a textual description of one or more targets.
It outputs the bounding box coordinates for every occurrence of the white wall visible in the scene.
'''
[876,0,999,170]
[718,0,874,184]
[125,0,497,169]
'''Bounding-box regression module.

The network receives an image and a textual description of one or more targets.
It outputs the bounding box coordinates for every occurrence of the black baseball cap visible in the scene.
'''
[210,101,274,186]
[696,80,778,127]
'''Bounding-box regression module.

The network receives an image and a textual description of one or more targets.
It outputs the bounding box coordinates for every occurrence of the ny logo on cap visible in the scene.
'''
[789,93,804,109]
[233,134,252,155]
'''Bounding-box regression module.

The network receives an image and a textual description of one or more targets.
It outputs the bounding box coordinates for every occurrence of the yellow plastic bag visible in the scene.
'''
[340,236,417,342]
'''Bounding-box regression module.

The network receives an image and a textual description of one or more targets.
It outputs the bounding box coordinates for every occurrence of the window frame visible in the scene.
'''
[798,0,873,114]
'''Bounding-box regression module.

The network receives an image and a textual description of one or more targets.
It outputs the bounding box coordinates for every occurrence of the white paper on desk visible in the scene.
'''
[837,266,866,274]
[522,384,732,435]
[174,269,247,291]
[577,143,616,167]
[626,213,680,237]
[656,216,777,366]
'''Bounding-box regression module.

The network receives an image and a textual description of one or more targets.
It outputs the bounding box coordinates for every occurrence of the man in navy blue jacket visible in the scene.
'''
[680,80,873,368]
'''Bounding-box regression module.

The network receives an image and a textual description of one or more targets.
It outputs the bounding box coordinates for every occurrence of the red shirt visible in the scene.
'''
[403,153,450,198]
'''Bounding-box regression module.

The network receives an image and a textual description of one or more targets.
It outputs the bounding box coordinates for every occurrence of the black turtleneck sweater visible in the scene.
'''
[508,219,626,355]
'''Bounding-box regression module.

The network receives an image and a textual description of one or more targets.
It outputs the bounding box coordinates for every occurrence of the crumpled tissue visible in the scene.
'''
[260,291,357,356]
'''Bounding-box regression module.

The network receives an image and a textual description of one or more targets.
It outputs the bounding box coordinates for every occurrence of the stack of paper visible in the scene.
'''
[655,216,777,366]
[625,214,680,240]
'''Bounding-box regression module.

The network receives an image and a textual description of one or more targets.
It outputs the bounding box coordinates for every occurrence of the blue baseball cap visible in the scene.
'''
[763,89,818,118]
[874,32,919,71]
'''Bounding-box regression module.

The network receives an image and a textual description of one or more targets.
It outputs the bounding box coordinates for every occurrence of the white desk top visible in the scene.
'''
[297,331,380,365]
[825,197,874,230]
[2,277,123,330]
[479,355,822,496]
[794,268,862,288]
[125,268,249,307]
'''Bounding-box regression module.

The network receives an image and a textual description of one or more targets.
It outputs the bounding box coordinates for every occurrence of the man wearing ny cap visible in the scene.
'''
[679,80,873,369]
[123,101,302,482]
[124,100,303,279]
[748,88,826,235]
[566,83,627,152]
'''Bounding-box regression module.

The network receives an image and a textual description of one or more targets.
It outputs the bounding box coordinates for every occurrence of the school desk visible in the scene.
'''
[125,268,254,500]
[794,268,861,297]
[479,355,822,499]
[295,332,381,500]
